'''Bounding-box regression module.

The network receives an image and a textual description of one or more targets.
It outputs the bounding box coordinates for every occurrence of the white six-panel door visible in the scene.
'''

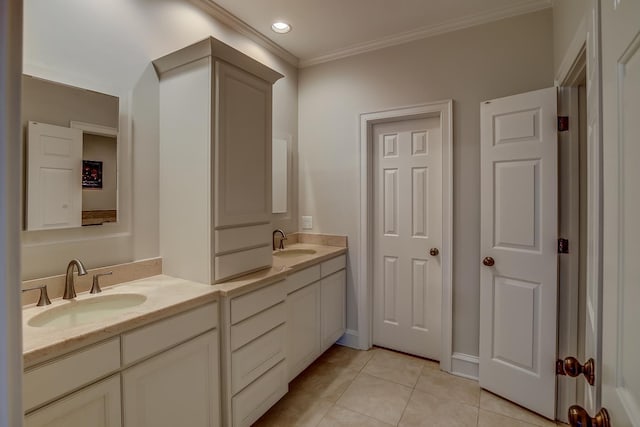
[600,0,640,424]
[373,117,442,360]
[479,87,558,419]
[27,121,83,230]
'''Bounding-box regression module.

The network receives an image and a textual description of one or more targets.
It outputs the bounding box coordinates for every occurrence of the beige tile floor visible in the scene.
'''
[254,345,567,427]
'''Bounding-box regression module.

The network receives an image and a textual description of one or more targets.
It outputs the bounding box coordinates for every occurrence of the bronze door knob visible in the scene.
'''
[429,248,439,256]
[568,406,610,427]
[482,257,495,267]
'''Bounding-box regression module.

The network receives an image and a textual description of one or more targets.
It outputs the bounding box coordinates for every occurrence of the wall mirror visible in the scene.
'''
[272,138,288,214]
[22,74,119,231]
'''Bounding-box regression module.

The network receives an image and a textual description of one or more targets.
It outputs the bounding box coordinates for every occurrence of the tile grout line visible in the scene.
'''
[321,353,370,425]
[394,387,416,426]
[333,400,387,425]
[393,360,426,426]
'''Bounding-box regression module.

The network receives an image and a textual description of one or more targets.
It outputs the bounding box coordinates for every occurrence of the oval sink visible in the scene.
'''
[273,248,317,258]
[28,293,147,328]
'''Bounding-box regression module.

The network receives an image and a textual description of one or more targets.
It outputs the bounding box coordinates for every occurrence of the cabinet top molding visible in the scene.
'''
[153,37,284,84]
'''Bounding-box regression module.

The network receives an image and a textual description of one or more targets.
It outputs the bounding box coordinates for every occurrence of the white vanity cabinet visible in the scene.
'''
[220,280,288,427]
[23,302,220,427]
[285,254,347,381]
[285,265,322,381]
[24,375,122,427]
[154,38,283,285]
[320,255,347,352]
[121,303,220,427]
[122,331,219,427]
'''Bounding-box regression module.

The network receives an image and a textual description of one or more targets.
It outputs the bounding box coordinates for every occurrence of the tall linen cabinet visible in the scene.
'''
[154,38,283,284]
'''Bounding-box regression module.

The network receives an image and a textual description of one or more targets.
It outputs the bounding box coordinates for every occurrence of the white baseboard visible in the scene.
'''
[336,329,361,349]
[451,352,479,380]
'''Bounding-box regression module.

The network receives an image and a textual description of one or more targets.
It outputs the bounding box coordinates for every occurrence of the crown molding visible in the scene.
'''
[189,0,299,67]
[299,0,552,68]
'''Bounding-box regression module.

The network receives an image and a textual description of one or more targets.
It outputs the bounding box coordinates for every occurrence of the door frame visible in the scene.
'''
[358,100,453,371]
[0,0,24,425]
[554,2,605,419]
[556,46,587,422]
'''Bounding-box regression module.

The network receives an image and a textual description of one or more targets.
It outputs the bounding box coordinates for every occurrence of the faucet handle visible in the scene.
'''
[22,285,52,306]
[90,271,112,294]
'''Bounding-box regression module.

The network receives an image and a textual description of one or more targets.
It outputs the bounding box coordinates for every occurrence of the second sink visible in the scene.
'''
[273,248,317,258]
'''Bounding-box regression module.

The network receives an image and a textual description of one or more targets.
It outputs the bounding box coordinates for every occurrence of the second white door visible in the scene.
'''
[479,87,558,419]
[373,117,442,360]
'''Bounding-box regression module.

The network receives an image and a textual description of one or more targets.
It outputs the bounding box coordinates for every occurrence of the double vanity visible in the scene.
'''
[22,241,347,427]
[20,33,340,427]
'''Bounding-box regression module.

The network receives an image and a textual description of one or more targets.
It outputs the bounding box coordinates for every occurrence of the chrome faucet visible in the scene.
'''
[64,259,88,299]
[273,229,287,250]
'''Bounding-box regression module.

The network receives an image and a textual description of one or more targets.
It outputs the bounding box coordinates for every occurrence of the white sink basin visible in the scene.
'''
[273,248,317,258]
[28,293,147,328]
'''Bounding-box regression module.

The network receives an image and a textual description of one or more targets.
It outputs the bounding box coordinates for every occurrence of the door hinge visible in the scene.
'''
[558,238,569,254]
[558,116,569,131]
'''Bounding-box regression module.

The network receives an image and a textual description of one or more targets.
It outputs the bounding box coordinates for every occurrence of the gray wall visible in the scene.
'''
[552,0,587,78]
[21,75,119,130]
[297,10,554,357]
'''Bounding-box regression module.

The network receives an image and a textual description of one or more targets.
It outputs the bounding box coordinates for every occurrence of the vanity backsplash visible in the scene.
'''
[21,258,162,306]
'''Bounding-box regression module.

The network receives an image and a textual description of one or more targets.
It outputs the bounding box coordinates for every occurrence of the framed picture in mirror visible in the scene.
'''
[82,160,103,189]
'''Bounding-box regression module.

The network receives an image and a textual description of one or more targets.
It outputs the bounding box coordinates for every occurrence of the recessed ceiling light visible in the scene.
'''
[271,21,291,34]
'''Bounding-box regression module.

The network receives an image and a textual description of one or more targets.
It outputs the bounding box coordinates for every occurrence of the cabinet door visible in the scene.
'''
[25,375,121,427]
[123,330,220,427]
[214,61,272,228]
[286,282,321,381]
[320,270,347,352]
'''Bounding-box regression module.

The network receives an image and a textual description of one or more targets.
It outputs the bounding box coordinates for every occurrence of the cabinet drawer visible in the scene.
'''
[230,281,285,325]
[232,324,285,394]
[122,302,218,365]
[320,254,346,277]
[214,246,272,282]
[23,337,120,412]
[214,224,271,254]
[232,361,287,427]
[231,302,285,351]
[285,265,320,294]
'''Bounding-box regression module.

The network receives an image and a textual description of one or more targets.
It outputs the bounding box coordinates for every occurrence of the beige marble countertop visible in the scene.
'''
[271,243,347,272]
[216,243,347,297]
[23,275,218,368]
[214,265,289,296]
[23,242,347,367]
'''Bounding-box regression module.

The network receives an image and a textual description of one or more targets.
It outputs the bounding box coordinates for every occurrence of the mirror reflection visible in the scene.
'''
[22,75,119,230]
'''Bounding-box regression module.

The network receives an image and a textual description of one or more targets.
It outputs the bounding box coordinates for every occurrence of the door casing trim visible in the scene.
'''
[358,100,453,372]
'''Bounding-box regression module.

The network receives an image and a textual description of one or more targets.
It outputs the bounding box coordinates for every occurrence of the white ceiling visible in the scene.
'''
[210,0,551,66]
